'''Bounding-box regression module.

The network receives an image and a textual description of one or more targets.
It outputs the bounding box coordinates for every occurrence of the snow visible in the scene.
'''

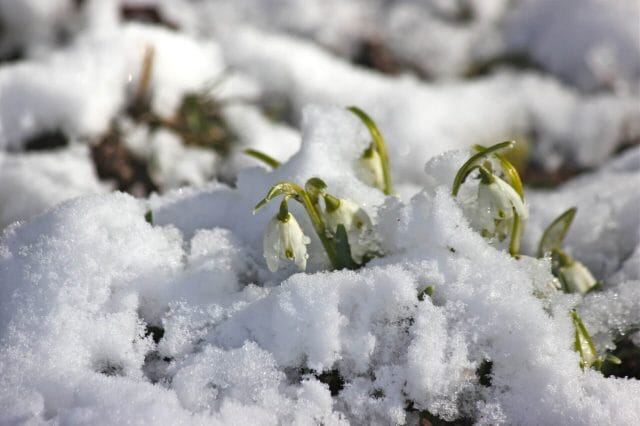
[218,27,639,177]
[0,146,107,228]
[0,23,225,149]
[193,0,640,90]
[2,106,639,424]
[1,1,639,424]
[504,0,640,92]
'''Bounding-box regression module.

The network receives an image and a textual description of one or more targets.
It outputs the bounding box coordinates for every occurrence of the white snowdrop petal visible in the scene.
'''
[561,261,598,294]
[357,150,385,190]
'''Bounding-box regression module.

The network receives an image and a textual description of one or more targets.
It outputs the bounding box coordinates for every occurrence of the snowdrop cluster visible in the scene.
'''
[452,141,528,257]
[537,207,599,295]
[449,140,617,372]
[254,113,618,377]
[255,177,377,272]
[1,103,638,425]
[254,107,387,272]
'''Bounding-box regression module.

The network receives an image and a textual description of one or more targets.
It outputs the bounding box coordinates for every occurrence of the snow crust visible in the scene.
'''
[0,23,224,149]
[0,146,107,228]
[504,0,640,92]
[1,106,639,424]
[194,0,640,90]
[219,27,638,179]
[1,1,639,424]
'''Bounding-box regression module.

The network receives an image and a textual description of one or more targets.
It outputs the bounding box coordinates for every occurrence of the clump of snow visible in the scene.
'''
[0,18,301,199]
[504,0,640,92]
[219,27,638,178]
[1,1,639,424]
[376,0,508,78]
[146,129,218,189]
[0,0,76,57]
[0,146,107,228]
[524,147,640,279]
[1,106,639,424]
[191,0,640,92]
[0,23,225,149]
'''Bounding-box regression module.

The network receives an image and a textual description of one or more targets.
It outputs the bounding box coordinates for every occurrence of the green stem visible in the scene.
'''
[348,106,393,195]
[255,181,338,268]
[571,309,599,370]
[473,144,524,199]
[452,140,515,197]
[295,186,339,268]
[243,148,280,169]
[508,210,522,257]
[277,198,290,221]
[476,165,495,183]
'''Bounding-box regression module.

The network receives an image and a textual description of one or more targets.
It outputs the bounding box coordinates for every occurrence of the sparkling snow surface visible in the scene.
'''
[0,1,639,425]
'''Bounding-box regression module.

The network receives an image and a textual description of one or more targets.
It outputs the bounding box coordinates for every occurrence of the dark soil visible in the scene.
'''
[90,125,158,196]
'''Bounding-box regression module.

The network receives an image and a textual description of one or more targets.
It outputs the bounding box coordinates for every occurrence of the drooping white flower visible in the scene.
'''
[475,175,528,240]
[323,195,374,264]
[559,258,598,294]
[263,212,310,272]
[357,146,384,191]
[324,197,370,233]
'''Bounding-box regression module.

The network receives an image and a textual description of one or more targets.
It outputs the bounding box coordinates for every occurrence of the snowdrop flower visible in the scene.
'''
[476,174,528,241]
[357,145,385,192]
[557,252,598,294]
[263,201,310,272]
[323,195,373,264]
[323,196,370,233]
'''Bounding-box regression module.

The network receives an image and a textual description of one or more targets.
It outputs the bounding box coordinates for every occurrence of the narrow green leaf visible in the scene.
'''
[537,207,577,258]
[508,208,523,257]
[571,309,599,369]
[243,148,280,169]
[334,224,358,270]
[497,154,524,199]
[605,354,622,365]
[347,106,393,195]
[144,210,153,225]
[417,286,434,301]
[475,144,525,199]
[452,141,515,196]
[253,182,299,212]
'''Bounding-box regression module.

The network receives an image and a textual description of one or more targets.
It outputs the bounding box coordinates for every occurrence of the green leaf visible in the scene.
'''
[347,106,393,195]
[537,207,577,258]
[334,224,358,270]
[509,208,523,257]
[605,354,622,365]
[253,182,300,212]
[571,309,599,370]
[144,210,153,225]
[497,154,524,199]
[473,143,524,199]
[452,141,515,196]
[304,177,328,203]
[417,286,434,301]
[243,148,280,169]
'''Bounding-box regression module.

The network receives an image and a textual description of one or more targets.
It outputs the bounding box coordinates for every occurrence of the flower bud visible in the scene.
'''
[558,253,598,294]
[323,195,373,264]
[475,174,528,240]
[357,145,385,191]
[263,210,310,272]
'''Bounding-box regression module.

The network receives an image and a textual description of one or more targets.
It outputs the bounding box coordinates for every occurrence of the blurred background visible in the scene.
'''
[0,0,639,228]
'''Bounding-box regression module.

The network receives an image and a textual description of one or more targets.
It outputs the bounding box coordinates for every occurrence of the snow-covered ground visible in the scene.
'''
[0,1,639,424]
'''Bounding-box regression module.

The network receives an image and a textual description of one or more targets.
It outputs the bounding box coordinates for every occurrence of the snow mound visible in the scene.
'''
[0,146,107,228]
[1,107,638,424]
